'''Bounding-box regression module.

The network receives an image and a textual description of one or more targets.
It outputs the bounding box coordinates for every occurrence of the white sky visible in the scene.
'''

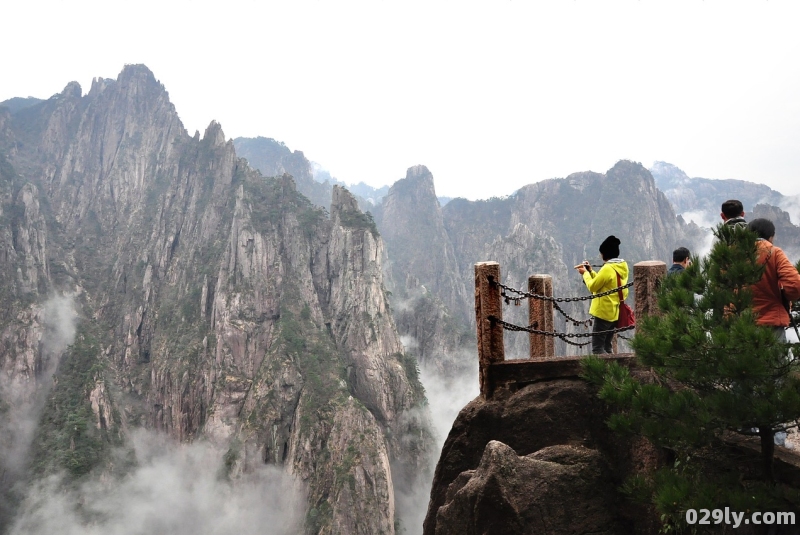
[2,0,800,200]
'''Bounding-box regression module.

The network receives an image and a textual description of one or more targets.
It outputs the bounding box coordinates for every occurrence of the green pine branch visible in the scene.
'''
[581,223,800,530]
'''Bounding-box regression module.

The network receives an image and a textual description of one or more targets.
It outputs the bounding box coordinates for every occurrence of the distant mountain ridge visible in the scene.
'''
[650,160,800,258]
[232,137,460,210]
[0,96,44,114]
[233,136,392,210]
[649,161,784,219]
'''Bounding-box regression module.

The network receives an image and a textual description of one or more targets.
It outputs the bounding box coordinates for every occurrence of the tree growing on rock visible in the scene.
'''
[583,223,800,529]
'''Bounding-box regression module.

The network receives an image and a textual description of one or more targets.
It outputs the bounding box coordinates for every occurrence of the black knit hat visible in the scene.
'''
[599,235,621,259]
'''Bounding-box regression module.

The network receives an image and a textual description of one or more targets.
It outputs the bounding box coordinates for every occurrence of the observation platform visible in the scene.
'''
[474,260,667,399]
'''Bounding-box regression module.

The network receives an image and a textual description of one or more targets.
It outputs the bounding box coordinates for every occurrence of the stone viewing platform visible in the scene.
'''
[474,260,667,399]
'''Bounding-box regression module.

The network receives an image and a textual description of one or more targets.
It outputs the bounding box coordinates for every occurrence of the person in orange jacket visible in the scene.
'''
[747,218,800,342]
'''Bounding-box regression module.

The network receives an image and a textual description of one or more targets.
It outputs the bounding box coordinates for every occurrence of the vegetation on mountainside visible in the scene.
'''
[0,154,21,317]
[278,306,345,437]
[337,207,379,239]
[30,323,122,479]
[244,174,326,237]
[583,223,800,531]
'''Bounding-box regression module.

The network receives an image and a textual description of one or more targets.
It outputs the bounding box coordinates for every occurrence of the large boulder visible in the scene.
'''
[433,441,621,535]
[423,379,663,535]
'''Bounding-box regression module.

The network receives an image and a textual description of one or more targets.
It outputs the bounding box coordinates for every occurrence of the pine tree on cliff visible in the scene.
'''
[583,223,800,524]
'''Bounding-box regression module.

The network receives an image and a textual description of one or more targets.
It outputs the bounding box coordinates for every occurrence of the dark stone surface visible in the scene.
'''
[423,378,663,535]
[433,441,622,535]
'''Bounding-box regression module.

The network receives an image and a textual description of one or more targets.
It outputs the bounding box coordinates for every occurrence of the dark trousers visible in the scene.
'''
[591,316,616,354]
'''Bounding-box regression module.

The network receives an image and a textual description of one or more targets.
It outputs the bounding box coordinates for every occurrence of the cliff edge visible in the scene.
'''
[423,378,663,535]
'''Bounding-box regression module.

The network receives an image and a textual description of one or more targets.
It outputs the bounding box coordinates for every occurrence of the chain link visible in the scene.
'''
[496,279,633,304]
[552,300,593,327]
[488,315,635,339]
[562,338,593,348]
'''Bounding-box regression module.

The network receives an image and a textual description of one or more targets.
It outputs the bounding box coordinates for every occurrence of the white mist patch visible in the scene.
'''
[41,294,79,356]
[419,362,480,450]
[399,335,419,351]
[679,210,720,230]
[392,297,413,314]
[0,294,78,487]
[693,229,716,259]
[778,194,800,226]
[10,429,303,535]
[394,352,479,534]
[678,211,717,258]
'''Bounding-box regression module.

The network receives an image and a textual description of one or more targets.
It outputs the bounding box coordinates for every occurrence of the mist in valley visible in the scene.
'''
[0,295,78,530]
[394,340,479,535]
[9,430,303,535]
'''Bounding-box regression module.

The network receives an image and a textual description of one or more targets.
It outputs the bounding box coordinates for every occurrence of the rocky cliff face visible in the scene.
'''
[751,203,800,260]
[0,65,429,535]
[506,161,691,270]
[423,379,663,535]
[373,166,473,369]
[376,165,468,322]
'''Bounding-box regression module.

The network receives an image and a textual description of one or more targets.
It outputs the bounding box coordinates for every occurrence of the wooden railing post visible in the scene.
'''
[634,261,667,318]
[528,274,554,360]
[475,262,505,399]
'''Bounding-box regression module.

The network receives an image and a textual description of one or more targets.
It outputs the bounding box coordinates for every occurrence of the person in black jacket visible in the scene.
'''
[721,199,747,228]
[667,247,691,276]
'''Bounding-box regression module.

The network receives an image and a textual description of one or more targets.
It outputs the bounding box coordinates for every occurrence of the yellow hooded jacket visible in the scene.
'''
[581,259,629,322]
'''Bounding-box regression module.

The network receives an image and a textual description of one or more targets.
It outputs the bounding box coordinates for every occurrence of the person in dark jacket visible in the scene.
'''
[668,247,691,276]
[721,199,747,228]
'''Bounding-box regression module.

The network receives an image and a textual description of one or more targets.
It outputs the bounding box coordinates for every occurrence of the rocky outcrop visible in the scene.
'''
[752,203,800,260]
[378,166,470,323]
[423,379,663,535]
[373,166,473,371]
[326,186,407,424]
[433,441,622,535]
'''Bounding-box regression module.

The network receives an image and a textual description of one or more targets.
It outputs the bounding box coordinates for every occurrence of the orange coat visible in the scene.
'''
[752,240,800,327]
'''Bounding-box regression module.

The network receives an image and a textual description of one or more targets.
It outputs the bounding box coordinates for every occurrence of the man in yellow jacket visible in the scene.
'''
[575,235,630,354]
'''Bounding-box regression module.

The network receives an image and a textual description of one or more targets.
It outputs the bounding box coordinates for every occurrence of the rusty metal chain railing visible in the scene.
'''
[497,279,633,303]
[489,315,635,348]
[495,277,631,329]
